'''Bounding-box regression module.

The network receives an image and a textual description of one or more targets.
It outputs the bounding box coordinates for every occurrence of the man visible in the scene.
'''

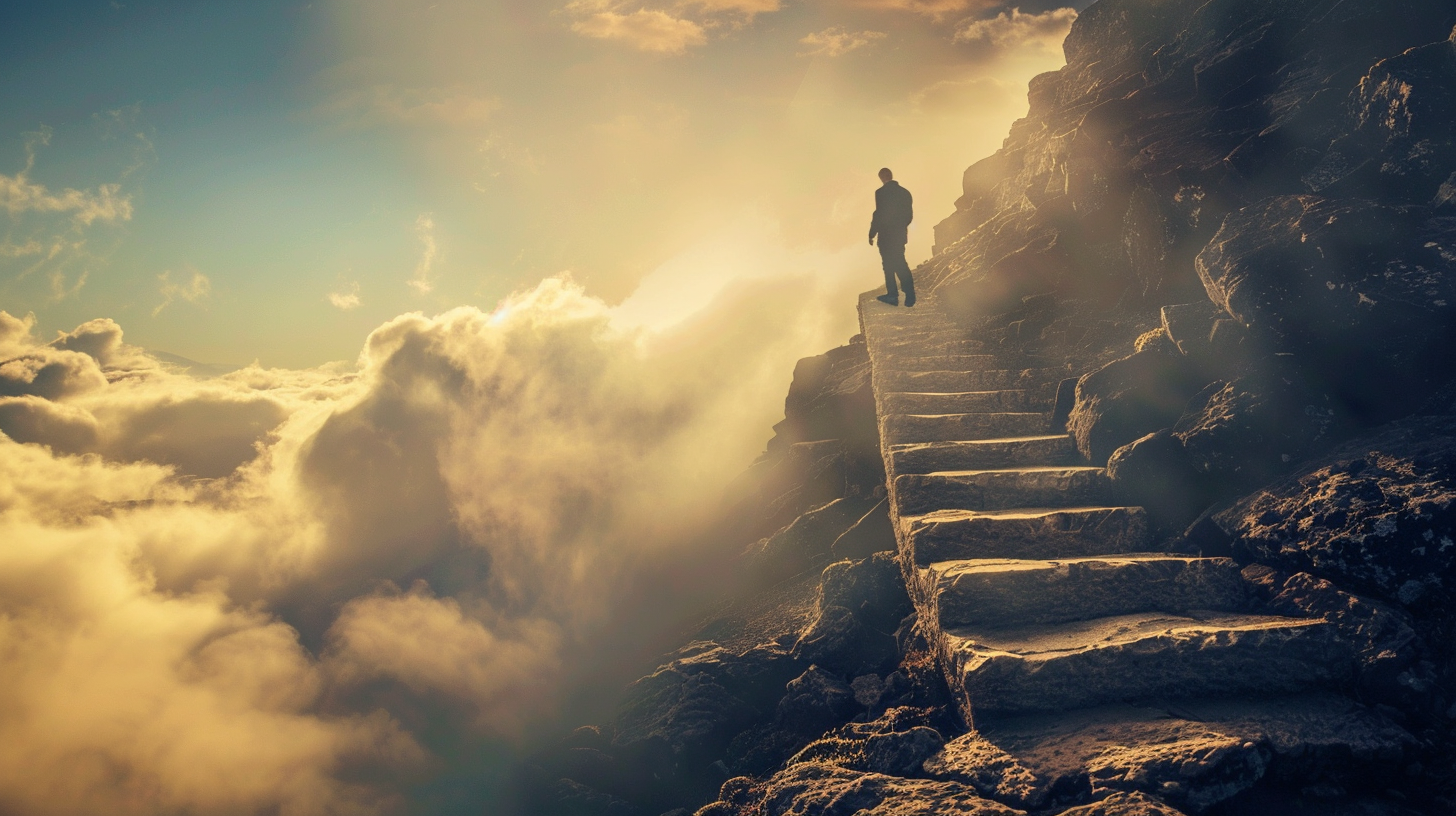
[869,167,915,307]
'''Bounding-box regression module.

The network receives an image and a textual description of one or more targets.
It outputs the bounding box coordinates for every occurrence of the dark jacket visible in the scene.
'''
[869,180,913,246]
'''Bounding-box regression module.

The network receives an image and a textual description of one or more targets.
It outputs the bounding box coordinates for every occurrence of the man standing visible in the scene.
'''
[869,167,915,307]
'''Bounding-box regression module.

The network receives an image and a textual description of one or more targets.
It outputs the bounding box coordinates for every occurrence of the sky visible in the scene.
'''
[0,2,1082,814]
[3,0,1078,367]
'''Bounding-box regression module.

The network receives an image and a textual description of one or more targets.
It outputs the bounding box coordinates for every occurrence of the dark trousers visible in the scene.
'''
[878,241,914,299]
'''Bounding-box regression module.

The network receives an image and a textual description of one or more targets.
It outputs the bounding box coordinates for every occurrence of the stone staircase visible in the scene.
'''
[858,292,1413,810]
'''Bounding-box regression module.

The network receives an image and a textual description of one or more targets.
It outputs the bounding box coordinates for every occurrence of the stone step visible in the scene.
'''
[969,695,1414,813]
[943,612,1350,715]
[876,368,1068,394]
[902,506,1151,564]
[880,390,1045,416]
[889,435,1079,474]
[895,467,1112,517]
[862,316,957,332]
[882,354,999,372]
[882,412,1052,445]
[871,338,986,357]
[926,555,1252,629]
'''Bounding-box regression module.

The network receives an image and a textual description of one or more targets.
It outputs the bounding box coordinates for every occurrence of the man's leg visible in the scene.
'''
[878,243,900,300]
[897,255,916,307]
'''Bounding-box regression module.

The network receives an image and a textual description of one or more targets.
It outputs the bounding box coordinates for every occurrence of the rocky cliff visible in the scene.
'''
[516,1,1456,814]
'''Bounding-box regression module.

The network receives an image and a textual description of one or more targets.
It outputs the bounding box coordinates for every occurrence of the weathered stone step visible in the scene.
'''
[968,695,1414,813]
[880,390,1044,416]
[943,612,1349,715]
[876,368,1068,393]
[882,412,1051,445]
[902,506,1151,564]
[881,354,999,372]
[862,317,957,333]
[895,467,1112,516]
[926,555,1252,629]
[889,435,1078,474]
[871,338,985,356]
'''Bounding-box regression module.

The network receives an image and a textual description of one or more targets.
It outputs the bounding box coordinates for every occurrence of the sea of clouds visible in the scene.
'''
[0,268,860,815]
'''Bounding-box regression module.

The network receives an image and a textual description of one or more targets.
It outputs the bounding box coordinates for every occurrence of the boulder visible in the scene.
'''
[1171,366,1348,487]
[1068,348,1210,464]
[1158,302,1226,359]
[785,707,945,778]
[1107,429,1208,529]
[1086,731,1269,812]
[1218,415,1456,608]
[773,667,858,736]
[792,554,910,678]
[1266,572,1430,706]
[923,733,1049,810]
[1196,197,1456,418]
[818,553,912,632]
[758,761,1024,816]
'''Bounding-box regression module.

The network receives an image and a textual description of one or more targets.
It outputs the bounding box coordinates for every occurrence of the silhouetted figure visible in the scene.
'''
[869,168,915,307]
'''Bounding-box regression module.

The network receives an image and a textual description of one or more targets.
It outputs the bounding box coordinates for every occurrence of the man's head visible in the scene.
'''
[879,168,894,183]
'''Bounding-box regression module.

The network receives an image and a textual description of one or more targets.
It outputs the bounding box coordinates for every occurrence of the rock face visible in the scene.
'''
[928,0,1456,311]
[1195,197,1456,418]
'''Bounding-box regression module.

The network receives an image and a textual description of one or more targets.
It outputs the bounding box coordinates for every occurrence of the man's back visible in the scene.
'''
[872,181,914,245]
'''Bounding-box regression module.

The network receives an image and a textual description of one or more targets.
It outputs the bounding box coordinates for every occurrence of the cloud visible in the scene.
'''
[799,26,886,57]
[153,266,211,316]
[0,254,860,812]
[0,127,134,226]
[564,0,780,52]
[570,6,708,53]
[955,7,1078,51]
[328,281,362,311]
[407,214,437,294]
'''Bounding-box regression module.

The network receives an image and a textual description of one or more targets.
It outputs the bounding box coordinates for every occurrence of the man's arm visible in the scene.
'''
[869,187,883,244]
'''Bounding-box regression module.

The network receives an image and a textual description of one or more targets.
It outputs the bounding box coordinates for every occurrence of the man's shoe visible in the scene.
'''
[904,291,917,308]
[876,294,899,306]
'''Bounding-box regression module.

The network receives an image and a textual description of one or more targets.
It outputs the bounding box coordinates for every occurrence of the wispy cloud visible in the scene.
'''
[799,26,886,57]
[408,214,438,295]
[328,280,362,311]
[564,0,781,53]
[570,7,707,53]
[153,267,211,316]
[0,128,133,226]
[955,7,1078,51]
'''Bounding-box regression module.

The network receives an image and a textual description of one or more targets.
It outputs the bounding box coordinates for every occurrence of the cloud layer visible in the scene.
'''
[0,262,859,813]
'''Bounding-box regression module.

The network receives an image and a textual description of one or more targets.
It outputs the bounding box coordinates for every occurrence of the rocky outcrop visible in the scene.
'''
[1219,416,1456,608]
[1196,197,1456,418]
